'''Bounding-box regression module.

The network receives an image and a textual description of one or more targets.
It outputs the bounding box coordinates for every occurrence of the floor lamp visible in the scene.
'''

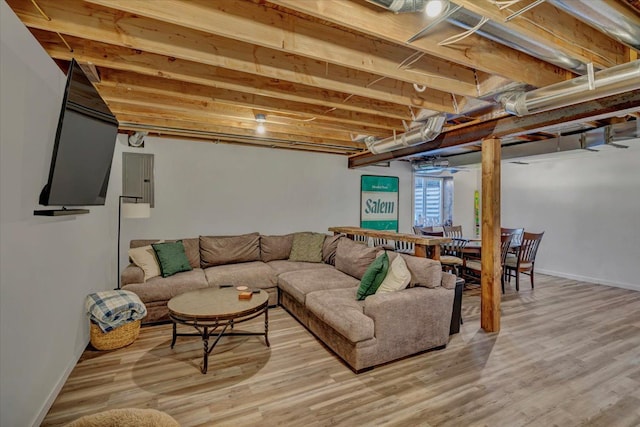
[117,195,151,289]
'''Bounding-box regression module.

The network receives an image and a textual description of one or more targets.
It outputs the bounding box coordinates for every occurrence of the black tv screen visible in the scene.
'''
[39,59,118,206]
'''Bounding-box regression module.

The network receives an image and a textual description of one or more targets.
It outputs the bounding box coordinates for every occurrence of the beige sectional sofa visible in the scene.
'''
[121,232,456,372]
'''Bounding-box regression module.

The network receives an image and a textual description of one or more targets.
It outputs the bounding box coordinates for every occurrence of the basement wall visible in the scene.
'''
[452,141,640,291]
[113,135,413,272]
[0,3,115,426]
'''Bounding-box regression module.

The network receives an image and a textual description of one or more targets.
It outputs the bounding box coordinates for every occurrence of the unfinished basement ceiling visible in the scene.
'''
[6,0,640,163]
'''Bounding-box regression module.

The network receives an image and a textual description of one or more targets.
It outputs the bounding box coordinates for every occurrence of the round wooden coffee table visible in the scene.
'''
[167,287,269,373]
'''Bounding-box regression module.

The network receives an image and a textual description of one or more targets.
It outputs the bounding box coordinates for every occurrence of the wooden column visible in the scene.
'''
[481,137,501,332]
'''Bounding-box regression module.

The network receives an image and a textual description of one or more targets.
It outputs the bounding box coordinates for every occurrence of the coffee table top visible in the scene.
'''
[168,287,268,321]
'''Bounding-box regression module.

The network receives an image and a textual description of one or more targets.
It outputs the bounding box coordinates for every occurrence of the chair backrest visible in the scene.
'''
[413,226,433,235]
[372,237,389,247]
[501,227,524,246]
[518,231,545,263]
[441,237,468,257]
[353,234,368,244]
[443,225,463,238]
[394,240,414,253]
[423,230,444,237]
[500,233,514,267]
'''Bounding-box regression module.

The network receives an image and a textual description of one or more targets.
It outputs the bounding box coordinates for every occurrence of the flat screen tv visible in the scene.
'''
[38,59,118,209]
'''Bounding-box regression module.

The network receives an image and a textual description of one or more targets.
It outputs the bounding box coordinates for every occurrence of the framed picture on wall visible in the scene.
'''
[360,175,399,231]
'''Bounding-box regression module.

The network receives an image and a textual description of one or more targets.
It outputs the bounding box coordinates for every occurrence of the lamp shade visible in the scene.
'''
[121,202,150,219]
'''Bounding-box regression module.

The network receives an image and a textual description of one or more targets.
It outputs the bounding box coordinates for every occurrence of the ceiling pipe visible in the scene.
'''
[547,0,640,50]
[446,6,589,74]
[366,115,446,154]
[365,0,427,13]
[498,60,640,116]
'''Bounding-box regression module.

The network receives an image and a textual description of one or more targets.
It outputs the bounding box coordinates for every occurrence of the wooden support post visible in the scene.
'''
[481,137,501,332]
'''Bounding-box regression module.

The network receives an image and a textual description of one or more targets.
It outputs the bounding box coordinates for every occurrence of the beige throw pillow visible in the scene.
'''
[376,253,411,294]
[129,244,162,282]
[289,232,325,263]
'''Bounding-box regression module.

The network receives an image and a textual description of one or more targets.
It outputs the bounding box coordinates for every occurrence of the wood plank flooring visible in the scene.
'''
[42,274,640,426]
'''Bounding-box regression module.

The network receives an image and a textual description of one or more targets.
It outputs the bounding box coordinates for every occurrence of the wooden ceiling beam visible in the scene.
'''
[349,90,640,167]
[96,70,400,135]
[455,1,627,69]
[103,93,369,145]
[31,30,415,121]
[117,115,359,154]
[270,0,569,89]
[9,0,457,112]
[85,0,478,98]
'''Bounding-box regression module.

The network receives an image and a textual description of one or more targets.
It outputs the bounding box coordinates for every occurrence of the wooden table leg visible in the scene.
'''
[415,244,440,260]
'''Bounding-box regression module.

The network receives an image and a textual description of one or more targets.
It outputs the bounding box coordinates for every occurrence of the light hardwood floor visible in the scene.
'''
[43,274,640,426]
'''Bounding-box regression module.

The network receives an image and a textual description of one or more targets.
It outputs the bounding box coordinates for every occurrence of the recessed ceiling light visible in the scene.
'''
[425,0,446,17]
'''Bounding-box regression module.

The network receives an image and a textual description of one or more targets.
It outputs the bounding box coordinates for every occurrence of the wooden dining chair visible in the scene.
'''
[372,237,394,250]
[413,226,433,235]
[502,227,524,259]
[440,238,469,277]
[394,240,414,255]
[443,225,463,238]
[504,231,545,291]
[463,233,514,293]
[352,234,369,245]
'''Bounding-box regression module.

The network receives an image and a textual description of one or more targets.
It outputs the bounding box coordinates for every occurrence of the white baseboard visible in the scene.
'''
[537,268,640,292]
[31,340,87,427]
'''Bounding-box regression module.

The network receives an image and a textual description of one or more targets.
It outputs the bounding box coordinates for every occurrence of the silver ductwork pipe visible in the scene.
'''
[547,0,640,50]
[365,0,426,13]
[366,115,446,154]
[498,60,640,116]
[447,6,589,74]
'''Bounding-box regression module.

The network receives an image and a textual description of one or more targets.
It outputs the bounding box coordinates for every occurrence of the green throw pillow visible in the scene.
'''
[151,241,193,278]
[357,252,389,300]
[289,232,325,263]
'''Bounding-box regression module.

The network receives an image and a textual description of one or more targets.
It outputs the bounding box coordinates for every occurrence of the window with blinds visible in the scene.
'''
[413,175,452,226]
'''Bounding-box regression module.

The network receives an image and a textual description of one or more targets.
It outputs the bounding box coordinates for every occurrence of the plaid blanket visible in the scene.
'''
[85,290,147,333]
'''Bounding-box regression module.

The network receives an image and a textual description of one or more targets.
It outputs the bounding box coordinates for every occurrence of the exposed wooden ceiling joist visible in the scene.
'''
[86,0,479,98]
[5,0,637,159]
[269,0,570,88]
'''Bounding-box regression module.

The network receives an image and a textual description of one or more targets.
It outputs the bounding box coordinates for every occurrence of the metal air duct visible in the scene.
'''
[366,0,427,13]
[547,0,640,50]
[366,115,446,154]
[446,6,589,74]
[498,60,640,116]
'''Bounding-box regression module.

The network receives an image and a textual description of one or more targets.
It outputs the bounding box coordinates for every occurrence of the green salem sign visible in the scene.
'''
[360,175,399,231]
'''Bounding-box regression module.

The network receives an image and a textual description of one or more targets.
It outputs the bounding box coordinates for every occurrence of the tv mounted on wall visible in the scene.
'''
[35,59,118,216]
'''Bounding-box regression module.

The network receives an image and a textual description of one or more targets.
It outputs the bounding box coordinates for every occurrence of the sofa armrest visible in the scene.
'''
[364,286,454,345]
[441,271,456,290]
[121,264,144,287]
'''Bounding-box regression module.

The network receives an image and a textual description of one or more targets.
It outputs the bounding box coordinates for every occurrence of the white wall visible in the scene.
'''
[113,135,413,269]
[0,4,116,426]
[452,141,640,290]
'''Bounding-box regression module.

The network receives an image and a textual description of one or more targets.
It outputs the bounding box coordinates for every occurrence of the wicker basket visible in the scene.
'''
[90,319,141,351]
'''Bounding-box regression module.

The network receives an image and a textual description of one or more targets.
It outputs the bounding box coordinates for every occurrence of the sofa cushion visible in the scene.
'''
[386,252,442,289]
[266,260,333,276]
[200,233,260,268]
[335,238,379,280]
[152,241,193,278]
[357,252,389,300]
[122,269,208,303]
[278,268,359,305]
[128,245,161,282]
[322,234,343,266]
[377,252,411,294]
[305,288,374,343]
[288,232,325,263]
[260,234,293,262]
[204,261,277,290]
[130,238,200,269]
